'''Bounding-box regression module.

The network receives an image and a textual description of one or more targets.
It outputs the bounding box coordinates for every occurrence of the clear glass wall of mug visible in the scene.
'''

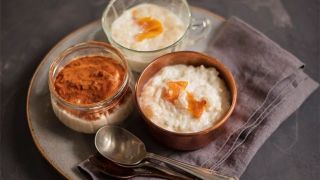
[102,0,209,72]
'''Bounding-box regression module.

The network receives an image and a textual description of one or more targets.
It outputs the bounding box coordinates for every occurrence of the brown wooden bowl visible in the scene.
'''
[135,51,237,150]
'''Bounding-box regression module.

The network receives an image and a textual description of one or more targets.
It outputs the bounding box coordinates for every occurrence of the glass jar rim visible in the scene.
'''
[48,41,130,111]
[101,0,191,53]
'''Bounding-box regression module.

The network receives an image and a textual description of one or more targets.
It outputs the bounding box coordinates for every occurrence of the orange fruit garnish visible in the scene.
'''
[134,17,163,41]
[187,92,207,119]
[162,81,188,103]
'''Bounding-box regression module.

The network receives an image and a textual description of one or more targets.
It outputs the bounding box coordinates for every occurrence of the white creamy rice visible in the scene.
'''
[139,65,230,133]
[111,3,186,51]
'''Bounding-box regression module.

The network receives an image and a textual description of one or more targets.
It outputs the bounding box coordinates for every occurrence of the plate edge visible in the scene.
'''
[26,20,100,180]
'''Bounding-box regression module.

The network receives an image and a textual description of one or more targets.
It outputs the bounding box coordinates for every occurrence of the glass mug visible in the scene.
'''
[102,0,210,72]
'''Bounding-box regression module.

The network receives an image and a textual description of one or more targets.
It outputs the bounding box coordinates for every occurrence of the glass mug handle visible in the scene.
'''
[187,17,211,45]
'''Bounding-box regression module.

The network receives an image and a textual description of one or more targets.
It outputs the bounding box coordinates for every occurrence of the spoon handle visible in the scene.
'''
[146,153,238,180]
[143,161,193,180]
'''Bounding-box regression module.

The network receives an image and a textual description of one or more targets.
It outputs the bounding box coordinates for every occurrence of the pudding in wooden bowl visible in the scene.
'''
[136,51,237,150]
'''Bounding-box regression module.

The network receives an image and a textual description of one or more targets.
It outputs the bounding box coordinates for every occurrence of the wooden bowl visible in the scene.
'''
[135,51,237,150]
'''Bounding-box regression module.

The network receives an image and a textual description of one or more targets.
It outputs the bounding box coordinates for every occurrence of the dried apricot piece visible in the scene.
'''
[134,17,163,41]
[187,92,207,118]
[162,81,188,103]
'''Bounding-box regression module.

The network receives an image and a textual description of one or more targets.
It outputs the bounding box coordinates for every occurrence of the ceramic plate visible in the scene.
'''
[27,6,225,179]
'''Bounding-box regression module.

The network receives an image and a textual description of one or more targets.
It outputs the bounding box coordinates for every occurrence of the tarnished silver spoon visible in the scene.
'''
[95,126,238,180]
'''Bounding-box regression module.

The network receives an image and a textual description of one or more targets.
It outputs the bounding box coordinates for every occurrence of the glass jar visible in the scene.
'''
[48,41,134,134]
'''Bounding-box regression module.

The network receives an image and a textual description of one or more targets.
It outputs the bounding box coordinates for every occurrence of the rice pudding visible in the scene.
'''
[139,65,230,133]
[111,3,186,51]
[50,55,133,134]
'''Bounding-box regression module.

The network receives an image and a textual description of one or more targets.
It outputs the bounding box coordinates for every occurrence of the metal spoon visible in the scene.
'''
[95,126,238,180]
[87,154,189,180]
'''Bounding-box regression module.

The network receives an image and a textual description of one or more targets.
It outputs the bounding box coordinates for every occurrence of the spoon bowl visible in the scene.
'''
[95,126,146,165]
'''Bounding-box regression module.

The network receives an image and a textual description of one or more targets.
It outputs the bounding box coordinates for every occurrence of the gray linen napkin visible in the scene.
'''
[165,17,319,178]
[78,17,319,179]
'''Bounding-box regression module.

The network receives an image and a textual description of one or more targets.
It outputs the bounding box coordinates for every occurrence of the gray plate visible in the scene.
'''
[27,7,225,179]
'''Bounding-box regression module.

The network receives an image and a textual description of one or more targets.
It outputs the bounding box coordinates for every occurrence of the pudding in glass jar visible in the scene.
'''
[48,42,134,134]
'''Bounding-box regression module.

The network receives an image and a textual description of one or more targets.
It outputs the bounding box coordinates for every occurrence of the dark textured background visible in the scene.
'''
[1,0,319,179]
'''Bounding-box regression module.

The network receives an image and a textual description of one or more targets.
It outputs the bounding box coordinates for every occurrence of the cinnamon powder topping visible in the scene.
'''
[54,56,125,105]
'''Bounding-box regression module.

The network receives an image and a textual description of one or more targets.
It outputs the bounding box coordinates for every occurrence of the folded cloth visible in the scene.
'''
[166,17,319,178]
[78,17,318,179]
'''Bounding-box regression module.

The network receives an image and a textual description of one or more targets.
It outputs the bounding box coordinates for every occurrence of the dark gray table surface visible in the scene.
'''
[1,0,319,179]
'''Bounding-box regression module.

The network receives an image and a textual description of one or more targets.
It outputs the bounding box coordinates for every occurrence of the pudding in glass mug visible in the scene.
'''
[102,0,210,72]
